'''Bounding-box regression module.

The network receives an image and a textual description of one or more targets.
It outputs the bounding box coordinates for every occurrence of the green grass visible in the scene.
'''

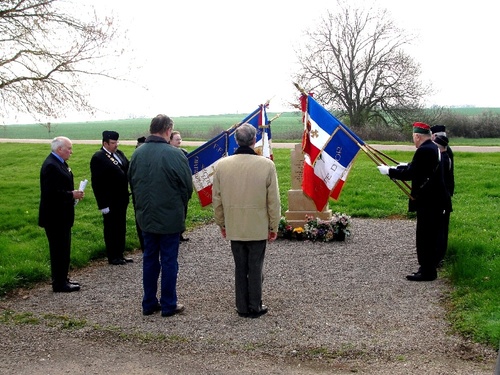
[2,114,499,146]
[0,112,305,141]
[0,142,498,349]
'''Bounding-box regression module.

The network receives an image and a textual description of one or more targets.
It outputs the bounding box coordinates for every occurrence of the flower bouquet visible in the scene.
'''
[277,213,351,242]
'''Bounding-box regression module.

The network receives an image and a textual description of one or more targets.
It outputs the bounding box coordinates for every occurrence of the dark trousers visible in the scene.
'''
[102,204,128,261]
[44,226,71,288]
[437,210,451,263]
[231,240,266,314]
[416,208,445,277]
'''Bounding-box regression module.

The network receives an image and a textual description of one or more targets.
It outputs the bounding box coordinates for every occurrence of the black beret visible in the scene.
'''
[137,136,146,144]
[430,125,446,134]
[102,130,119,141]
[434,135,449,147]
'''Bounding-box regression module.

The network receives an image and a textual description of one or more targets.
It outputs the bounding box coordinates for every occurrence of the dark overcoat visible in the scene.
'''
[39,153,75,228]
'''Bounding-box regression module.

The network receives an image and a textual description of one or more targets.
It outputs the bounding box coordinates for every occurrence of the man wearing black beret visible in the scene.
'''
[431,125,454,170]
[90,130,133,265]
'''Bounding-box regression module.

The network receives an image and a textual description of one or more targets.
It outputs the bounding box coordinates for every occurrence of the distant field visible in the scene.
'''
[0,112,304,141]
[2,109,500,145]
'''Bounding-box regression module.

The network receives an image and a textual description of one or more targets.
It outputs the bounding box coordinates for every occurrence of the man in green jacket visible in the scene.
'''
[128,114,193,317]
[212,123,281,318]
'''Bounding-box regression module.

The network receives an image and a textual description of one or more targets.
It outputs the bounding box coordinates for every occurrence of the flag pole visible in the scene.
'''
[365,144,412,192]
[227,99,271,131]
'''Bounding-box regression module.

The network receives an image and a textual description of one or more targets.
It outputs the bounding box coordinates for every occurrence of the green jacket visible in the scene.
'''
[128,136,193,234]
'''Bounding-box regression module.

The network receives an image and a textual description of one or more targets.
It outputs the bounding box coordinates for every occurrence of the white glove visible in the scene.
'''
[377,165,391,175]
[397,163,408,167]
[100,207,110,214]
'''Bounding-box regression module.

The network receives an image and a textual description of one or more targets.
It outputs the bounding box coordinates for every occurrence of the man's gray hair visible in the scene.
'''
[235,123,256,147]
[51,136,71,152]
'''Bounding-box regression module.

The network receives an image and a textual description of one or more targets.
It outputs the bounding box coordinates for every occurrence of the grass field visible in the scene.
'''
[0,112,305,142]
[2,112,500,147]
[0,141,498,348]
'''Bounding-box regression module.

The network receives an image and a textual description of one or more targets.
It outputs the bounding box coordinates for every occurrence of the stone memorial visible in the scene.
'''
[285,144,332,228]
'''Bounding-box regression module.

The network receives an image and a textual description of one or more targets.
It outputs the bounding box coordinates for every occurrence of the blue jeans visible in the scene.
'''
[142,232,180,314]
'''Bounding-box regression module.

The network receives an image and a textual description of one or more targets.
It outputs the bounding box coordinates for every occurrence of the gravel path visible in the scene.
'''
[0,219,497,374]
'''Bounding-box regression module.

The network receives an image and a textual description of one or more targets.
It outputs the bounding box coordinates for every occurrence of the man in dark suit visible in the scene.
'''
[378,122,451,281]
[433,134,454,267]
[90,130,132,265]
[39,136,84,293]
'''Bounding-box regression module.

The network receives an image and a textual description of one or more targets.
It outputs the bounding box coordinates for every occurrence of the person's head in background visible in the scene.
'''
[136,136,146,148]
[170,130,183,148]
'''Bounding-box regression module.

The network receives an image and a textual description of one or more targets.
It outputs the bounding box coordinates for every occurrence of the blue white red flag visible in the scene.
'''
[301,95,362,210]
[187,132,228,207]
[228,103,273,159]
[187,102,274,207]
[301,94,344,165]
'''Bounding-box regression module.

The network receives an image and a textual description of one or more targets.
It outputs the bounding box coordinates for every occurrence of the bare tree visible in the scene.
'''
[40,121,56,134]
[0,0,123,122]
[294,2,432,129]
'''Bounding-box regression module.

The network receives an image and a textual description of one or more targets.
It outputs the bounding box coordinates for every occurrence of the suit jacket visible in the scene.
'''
[389,139,451,212]
[90,148,130,210]
[38,153,75,228]
[212,146,281,241]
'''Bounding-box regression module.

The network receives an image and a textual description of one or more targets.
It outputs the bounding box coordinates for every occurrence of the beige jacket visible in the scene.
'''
[212,153,281,241]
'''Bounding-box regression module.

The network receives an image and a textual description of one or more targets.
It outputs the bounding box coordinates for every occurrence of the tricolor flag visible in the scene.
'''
[330,162,353,200]
[301,95,362,211]
[187,102,274,207]
[187,132,228,207]
[228,103,273,159]
[301,94,343,164]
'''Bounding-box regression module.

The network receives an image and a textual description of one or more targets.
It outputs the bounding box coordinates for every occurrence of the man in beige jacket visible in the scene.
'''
[212,123,281,318]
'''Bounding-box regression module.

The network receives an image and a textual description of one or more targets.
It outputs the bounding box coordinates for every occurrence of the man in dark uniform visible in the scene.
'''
[433,134,454,266]
[431,125,454,172]
[39,136,84,292]
[431,125,455,267]
[377,122,451,281]
[90,130,132,265]
[133,136,146,251]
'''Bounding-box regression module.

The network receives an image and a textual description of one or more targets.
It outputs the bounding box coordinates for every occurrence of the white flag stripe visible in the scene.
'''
[192,161,217,192]
[255,133,272,159]
[312,151,347,190]
[309,115,333,153]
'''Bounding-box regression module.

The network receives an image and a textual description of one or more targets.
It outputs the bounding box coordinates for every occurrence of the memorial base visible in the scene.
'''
[285,189,332,229]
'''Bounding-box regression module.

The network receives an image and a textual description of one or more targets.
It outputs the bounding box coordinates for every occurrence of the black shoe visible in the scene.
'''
[53,283,80,293]
[180,235,189,242]
[109,258,126,265]
[161,304,185,317]
[122,257,134,263]
[248,305,268,318]
[143,303,161,316]
[406,272,437,281]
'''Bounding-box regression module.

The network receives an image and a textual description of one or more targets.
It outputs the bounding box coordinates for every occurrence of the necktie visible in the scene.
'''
[113,153,122,165]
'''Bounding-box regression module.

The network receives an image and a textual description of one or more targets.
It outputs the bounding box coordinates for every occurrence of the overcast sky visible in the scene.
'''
[53,0,500,121]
